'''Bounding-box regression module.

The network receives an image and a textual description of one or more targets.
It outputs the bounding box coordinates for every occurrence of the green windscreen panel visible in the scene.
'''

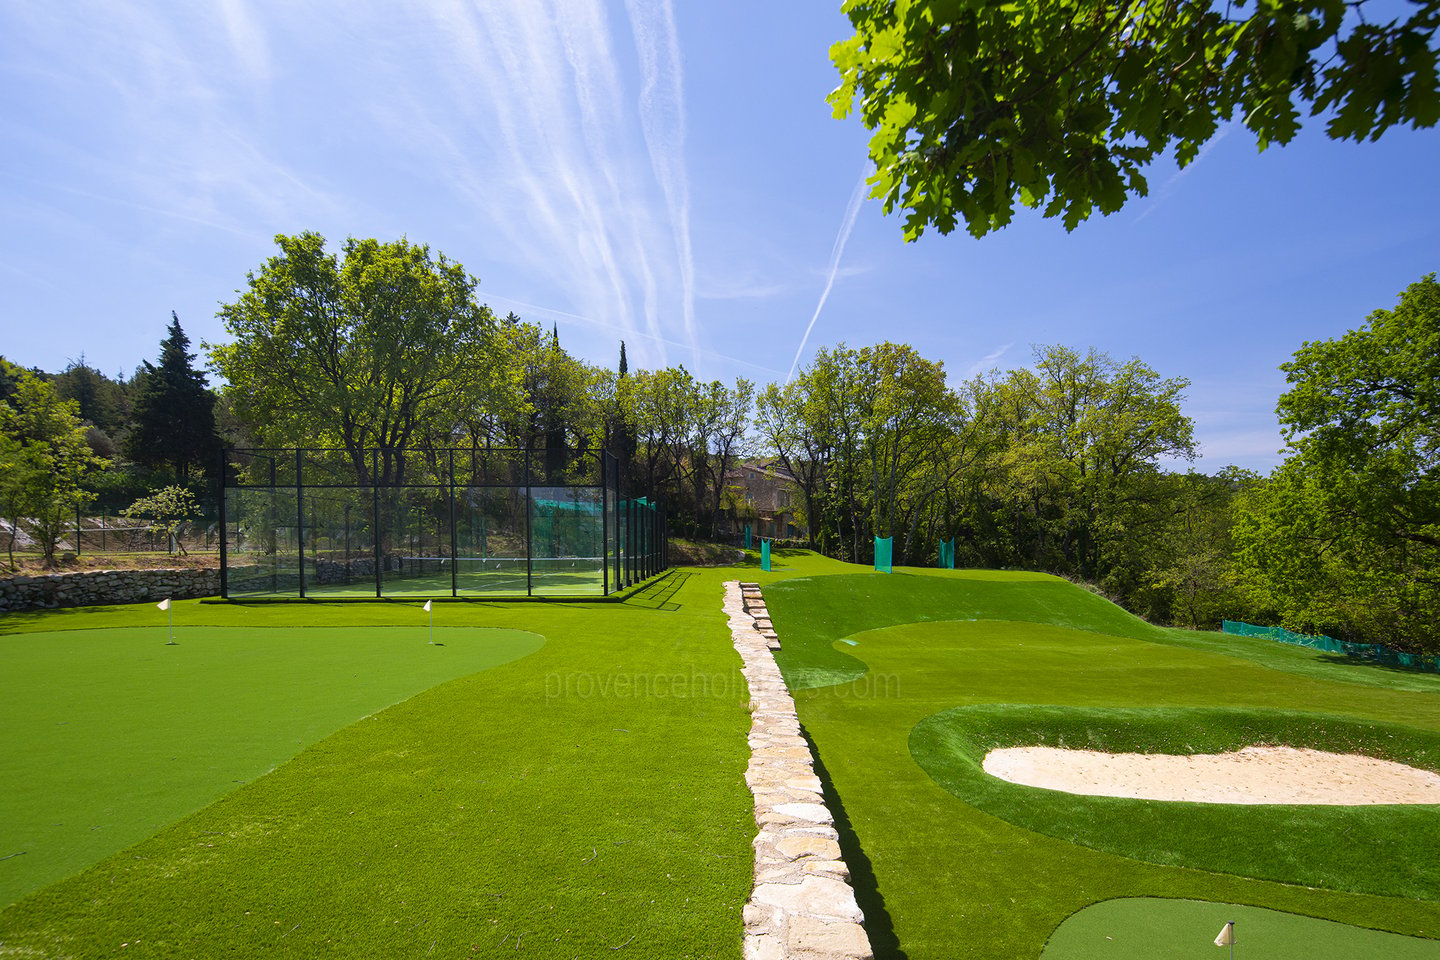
[874,536,892,573]
[745,524,752,550]
[761,538,771,572]
[939,537,955,569]
[1223,620,1438,673]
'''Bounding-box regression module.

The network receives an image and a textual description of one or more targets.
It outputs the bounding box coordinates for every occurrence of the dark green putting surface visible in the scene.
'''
[1042,899,1440,959]
[0,625,543,906]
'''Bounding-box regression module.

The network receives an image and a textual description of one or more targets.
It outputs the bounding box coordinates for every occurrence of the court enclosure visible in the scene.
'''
[220,447,668,599]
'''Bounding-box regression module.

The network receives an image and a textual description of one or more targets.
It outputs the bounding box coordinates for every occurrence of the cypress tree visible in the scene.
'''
[610,341,635,490]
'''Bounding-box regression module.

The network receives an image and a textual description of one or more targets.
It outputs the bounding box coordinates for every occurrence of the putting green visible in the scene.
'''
[0,625,543,907]
[1042,898,1440,959]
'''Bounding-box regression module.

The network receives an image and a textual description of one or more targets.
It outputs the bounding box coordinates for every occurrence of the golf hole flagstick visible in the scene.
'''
[423,599,433,644]
[1214,920,1235,959]
[157,597,175,644]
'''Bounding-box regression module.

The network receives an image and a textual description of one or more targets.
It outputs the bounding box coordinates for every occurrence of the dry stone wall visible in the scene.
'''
[0,568,220,612]
[725,580,873,960]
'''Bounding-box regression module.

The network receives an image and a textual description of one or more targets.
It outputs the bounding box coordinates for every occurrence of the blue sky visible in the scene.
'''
[2,1,1436,473]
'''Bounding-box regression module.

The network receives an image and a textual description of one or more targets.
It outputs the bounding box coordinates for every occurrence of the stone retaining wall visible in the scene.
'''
[0,568,220,612]
[725,580,873,960]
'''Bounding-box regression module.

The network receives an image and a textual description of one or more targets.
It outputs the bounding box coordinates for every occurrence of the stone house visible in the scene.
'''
[725,459,804,540]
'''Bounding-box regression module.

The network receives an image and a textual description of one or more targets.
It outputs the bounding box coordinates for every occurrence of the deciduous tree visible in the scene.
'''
[1235,273,1440,650]
[830,0,1440,238]
[0,369,107,566]
[212,232,505,487]
[122,485,202,557]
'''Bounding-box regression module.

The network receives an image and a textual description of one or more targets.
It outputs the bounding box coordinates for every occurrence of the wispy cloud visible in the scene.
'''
[385,0,696,370]
[786,163,870,382]
[695,276,791,301]
[216,0,271,87]
[625,0,696,363]
[1,3,339,239]
[5,1,699,376]
[483,291,783,377]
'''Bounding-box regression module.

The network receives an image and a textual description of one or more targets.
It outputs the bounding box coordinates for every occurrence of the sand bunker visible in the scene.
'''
[982,745,1440,805]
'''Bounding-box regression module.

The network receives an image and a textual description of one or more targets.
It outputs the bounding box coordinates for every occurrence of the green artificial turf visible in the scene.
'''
[0,569,757,958]
[766,569,1166,689]
[761,569,1440,960]
[230,565,606,599]
[1041,899,1440,960]
[1154,625,1440,694]
[912,701,1440,898]
[0,623,544,907]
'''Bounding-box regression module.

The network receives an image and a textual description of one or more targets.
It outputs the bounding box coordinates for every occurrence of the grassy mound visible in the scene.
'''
[911,703,1440,898]
[765,569,1164,688]
[762,569,1440,959]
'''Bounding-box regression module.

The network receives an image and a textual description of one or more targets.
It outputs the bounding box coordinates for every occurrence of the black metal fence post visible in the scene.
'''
[296,448,306,599]
[373,449,382,599]
[601,452,610,596]
[218,448,228,599]
[449,449,458,598]
[525,445,533,597]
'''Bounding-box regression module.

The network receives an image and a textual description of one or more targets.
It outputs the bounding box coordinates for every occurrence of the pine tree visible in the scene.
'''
[54,355,126,436]
[125,313,221,479]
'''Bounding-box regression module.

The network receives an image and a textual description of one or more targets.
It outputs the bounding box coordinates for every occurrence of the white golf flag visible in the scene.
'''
[156,598,171,611]
[423,600,432,613]
[1214,922,1235,947]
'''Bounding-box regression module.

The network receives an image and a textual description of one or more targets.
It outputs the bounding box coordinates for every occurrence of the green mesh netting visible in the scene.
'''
[874,536,892,573]
[1222,620,1438,673]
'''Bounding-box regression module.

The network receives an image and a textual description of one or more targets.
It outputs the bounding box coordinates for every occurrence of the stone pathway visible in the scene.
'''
[724,581,873,960]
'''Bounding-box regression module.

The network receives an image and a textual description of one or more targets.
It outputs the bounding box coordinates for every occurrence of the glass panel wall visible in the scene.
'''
[454,485,529,596]
[378,485,450,597]
[301,487,375,597]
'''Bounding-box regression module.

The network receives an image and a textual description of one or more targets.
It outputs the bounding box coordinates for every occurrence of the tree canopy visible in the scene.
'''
[0,367,107,566]
[829,0,1440,238]
[1235,273,1440,651]
[211,233,504,486]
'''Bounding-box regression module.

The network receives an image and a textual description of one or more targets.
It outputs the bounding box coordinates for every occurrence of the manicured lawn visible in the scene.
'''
[0,570,756,958]
[8,553,1439,959]
[762,567,1440,959]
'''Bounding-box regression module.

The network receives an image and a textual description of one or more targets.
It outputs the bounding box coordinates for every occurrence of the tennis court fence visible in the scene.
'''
[221,446,667,600]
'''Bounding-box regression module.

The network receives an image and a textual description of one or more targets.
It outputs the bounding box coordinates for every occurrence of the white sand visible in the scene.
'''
[982,745,1440,805]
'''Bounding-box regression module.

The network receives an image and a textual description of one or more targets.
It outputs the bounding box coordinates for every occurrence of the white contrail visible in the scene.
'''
[625,0,696,364]
[786,165,870,383]
[1135,122,1233,223]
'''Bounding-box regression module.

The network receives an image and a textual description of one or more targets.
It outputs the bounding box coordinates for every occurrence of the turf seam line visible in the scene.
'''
[724,580,874,960]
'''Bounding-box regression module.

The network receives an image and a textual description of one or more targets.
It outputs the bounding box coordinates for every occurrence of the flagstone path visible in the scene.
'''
[724,581,873,960]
